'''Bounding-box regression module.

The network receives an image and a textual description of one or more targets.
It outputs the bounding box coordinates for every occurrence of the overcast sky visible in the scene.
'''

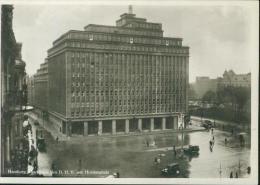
[12,4,258,82]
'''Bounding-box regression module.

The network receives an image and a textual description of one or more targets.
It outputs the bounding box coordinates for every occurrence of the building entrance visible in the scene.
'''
[71,122,84,135]
[116,119,125,132]
[142,118,150,130]
[166,117,174,129]
[88,121,98,135]
[102,120,112,133]
[129,119,138,132]
[154,118,162,129]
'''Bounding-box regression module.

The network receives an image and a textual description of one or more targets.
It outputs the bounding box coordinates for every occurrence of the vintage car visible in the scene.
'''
[161,163,180,176]
[202,120,214,129]
[183,145,200,155]
[36,128,46,152]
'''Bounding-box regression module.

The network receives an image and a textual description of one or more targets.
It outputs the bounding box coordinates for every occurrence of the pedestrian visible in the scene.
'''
[154,157,158,164]
[78,159,82,170]
[157,158,161,164]
[146,140,149,147]
[116,172,120,178]
[225,138,227,145]
[28,123,32,132]
[56,136,59,143]
[33,160,38,172]
[211,128,214,134]
[235,172,238,178]
[230,172,233,178]
[231,129,234,135]
[173,145,176,152]
[247,166,251,174]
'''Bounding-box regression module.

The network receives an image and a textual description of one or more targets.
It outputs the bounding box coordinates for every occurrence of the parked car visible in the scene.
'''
[183,145,200,155]
[161,163,180,176]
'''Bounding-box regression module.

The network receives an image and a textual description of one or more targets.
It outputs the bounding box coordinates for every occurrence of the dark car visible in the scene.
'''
[202,120,213,129]
[161,163,180,176]
[34,121,40,126]
[36,129,46,152]
[183,145,200,155]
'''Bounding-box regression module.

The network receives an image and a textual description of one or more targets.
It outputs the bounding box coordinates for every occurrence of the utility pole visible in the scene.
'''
[181,114,184,150]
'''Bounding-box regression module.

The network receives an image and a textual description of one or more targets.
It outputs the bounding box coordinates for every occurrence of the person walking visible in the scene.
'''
[211,128,214,134]
[235,172,238,178]
[78,159,82,170]
[154,157,158,164]
[230,172,233,178]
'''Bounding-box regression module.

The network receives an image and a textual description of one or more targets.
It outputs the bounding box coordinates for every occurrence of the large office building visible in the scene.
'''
[34,8,189,136]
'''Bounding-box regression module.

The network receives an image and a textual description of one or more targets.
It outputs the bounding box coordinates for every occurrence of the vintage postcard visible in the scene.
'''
[0,0,258,184]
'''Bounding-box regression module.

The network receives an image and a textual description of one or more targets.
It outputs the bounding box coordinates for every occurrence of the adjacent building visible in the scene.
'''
[191,76,218,99]
[32,8,190,136]
[1,5,27,175]
[218,70,251,88]
[191,70,251,100]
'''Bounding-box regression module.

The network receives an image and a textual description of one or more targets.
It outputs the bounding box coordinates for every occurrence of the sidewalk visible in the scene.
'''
[28,112,66,141]
[191,116,250,132]
[28,111,205,142]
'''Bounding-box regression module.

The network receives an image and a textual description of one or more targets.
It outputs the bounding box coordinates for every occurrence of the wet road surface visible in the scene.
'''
[37,126,250,178]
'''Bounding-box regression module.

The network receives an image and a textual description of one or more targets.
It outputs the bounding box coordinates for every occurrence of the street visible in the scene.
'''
[32,118,251,178]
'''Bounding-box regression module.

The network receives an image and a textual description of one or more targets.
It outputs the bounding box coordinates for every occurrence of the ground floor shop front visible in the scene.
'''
[58,115,183,137]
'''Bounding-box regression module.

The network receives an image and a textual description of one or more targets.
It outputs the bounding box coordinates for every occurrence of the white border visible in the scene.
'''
[0,0,259,184]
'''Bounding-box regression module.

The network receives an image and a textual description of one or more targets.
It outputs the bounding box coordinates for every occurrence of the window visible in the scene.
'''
[89,34,93,41]
[166,40,169,46]
[130,37,134,44]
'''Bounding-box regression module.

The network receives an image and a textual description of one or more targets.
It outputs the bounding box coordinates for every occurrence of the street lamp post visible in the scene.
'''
[181,124,184,150]
[219,162,222,178]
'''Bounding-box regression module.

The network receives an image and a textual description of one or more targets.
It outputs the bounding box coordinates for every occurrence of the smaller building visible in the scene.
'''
[191,76,218,99]
[192,70,251,100]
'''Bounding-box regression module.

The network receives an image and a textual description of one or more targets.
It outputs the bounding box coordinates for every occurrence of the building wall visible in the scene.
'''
[1,5,27,175]
[34,12,189,136]
[64,50,188,120]
[34,80,48,110]
[48,53,67,116]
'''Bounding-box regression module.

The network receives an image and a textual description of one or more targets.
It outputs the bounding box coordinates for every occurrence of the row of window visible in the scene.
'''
[65,41,187,54]
[69,52,188,61]
[68,32,178,45]
[80,26,162,38]
[70,104,186,117]
[126,22,161,30]
[71,90,185,97]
